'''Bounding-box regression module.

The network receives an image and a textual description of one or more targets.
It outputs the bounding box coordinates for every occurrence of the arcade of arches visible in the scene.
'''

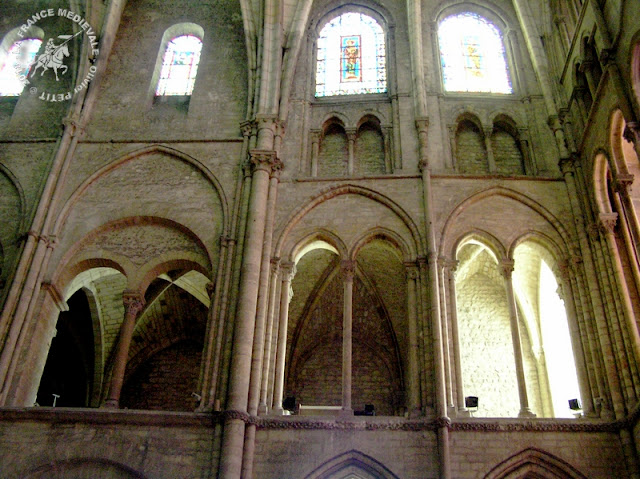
[1,0,640,477]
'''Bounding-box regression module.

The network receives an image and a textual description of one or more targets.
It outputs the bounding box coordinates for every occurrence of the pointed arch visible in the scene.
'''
[53,144,229,236]
[275,184,422,258]
[304,450,400,479]
[484,447,587,479]
[440,186,571,257]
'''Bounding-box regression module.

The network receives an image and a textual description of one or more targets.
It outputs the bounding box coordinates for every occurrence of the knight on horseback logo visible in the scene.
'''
[14,8,100,101]
[31,32,80,82]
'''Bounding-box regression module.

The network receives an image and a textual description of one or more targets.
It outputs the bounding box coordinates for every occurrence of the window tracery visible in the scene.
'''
[315,12,386,97]
[438,13,512,94]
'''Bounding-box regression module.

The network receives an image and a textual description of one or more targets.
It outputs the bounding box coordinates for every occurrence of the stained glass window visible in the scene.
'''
[155,35,202,96]
[0,39,42,96]
[438,13,512,94]
[316,12,386,97]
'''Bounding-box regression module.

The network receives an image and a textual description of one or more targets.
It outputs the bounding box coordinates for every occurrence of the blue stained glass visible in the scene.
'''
[438,13,512,93]
[0,38,42,96]
[316,12,386,97]
[156,35,203,96]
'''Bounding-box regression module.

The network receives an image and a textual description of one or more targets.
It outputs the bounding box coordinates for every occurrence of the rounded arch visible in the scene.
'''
[491,113,520,136]
[455,111,485,131]
[440,186,571,257]
[275,184,423,258]
[350,226,412,261]
[58,259,127,297]
[593,151,613,214]
[304,450,400,479]
[137,258,210,295]
[451,229,506,262]
[509,230,565,263]
[289,229,348,263]
[53,144,229,236]
[311,2,395,36]
[321,113,349,131]
[22,458,147,479]
[0,163,27,233]
[148,22,205,99]
[484,447,587,479]
[356,113,382,131]
[434,0,515,32]
[52,216,212,293]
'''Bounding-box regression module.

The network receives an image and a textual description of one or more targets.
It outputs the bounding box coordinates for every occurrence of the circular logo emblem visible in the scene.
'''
[15,8,99,101]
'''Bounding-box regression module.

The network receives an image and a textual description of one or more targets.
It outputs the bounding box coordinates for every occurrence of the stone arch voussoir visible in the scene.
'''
[484,447,587,479]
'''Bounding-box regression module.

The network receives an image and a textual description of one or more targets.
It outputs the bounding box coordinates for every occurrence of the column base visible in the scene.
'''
[339,408,353,418]
[408,408,422,419]
[102,399,119,409]
[271,407,285,416]
[455,407,470,418]
[518,407,536,418]
[258,403,268,415]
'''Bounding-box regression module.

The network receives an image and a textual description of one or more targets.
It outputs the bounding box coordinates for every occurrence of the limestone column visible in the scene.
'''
[310,130,320,177]
[383,126,393,173]
[447,124,457,171]
[484,127,497,173]
[272,262,294,414]
[259,257,281,413]
[444,259,469,417]
[341,260,355,415]
[500,260,536,417]
[405,263,421,416]
[104,292,145,408]
[219,149,277,479]
[438,257,455,415]
[346,129,356,176]
[556,261,595,416]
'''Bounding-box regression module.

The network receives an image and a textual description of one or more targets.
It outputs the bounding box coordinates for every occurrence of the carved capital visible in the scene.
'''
[341,260,356,281]
[500,260,515,279]
[281,261,296,282]
[346,129,357,142]
[417,255,428,271]
[123,292,145,317]
[240,120,254,138]
[418,159,430,173]
[614,174,634,193]
[270,158,284,179]
[310,129,321,143]
[255,114,278,133]
[599,48,615,66]
[599,213,618,234]
[587,222,605,240]
[250,149,279,173]
[558,155,577,175]
[405,263,419,281]
[206,282,215,299]
[270,256,281,274]
[547,115,562,132]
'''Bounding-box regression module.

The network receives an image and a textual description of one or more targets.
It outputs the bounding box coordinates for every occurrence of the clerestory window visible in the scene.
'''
[155,34,202,96]
[0,38,42,96]
[438,12,512,94]
[315,12,386,97]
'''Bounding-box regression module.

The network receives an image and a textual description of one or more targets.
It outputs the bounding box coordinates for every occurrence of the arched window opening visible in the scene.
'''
[0,38,42,96]
[120,270,208,411]
[319,122,349,176]
[512,241,581,418]
[355,118,386,175]
[315,12,386,97]
[455,240,521,417]
[438,13,512,93]
[155,35,202,96]
[538,260,581,417]
[36,289,96,407]
[491,123,525,175]
[455,119,488,174]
